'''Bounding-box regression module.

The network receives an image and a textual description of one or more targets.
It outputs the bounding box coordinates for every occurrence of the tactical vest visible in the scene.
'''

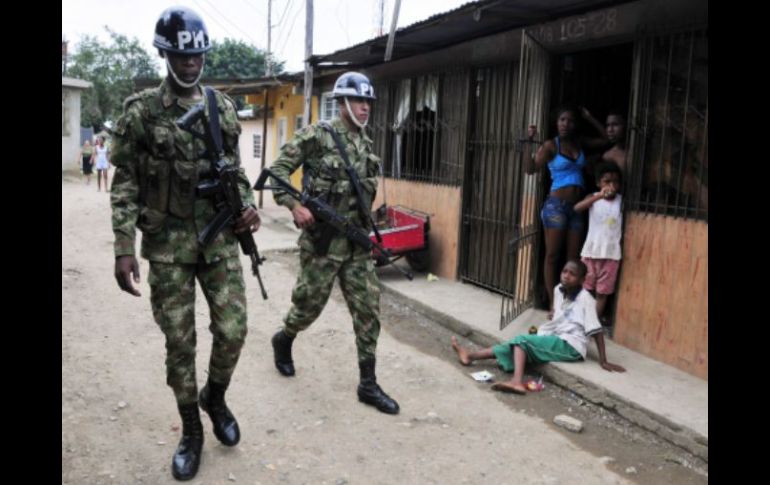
[125,88,240,234]
[301,124,375,255]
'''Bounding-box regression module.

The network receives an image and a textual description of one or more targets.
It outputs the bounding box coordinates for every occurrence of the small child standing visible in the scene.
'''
[451,260,626,395]
[574,161,623,324]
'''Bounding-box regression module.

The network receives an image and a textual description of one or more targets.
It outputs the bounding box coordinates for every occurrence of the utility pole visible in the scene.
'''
[374,0,385,36]
[260,0,273,207]
[384,0,401,62]
[259,87,269,208]
[266,0,273,76]
[303,0,313,128]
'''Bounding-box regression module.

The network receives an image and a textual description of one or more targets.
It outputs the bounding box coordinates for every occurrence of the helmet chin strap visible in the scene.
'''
[344,97,368,129]
[166,54,205,89]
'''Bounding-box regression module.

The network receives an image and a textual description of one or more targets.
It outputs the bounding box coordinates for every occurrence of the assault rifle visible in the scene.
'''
[176,87,268,299]
[253,167,413,281]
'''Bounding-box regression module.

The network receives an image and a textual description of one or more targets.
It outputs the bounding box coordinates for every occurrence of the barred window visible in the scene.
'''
[252,133,262,159]
[372,72,466,186]
[628,28,708,220]
[391,76,438,182]
[278,118,287,148]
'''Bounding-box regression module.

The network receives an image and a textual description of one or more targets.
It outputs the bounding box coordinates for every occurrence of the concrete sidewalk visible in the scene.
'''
[256,203,708,462]
[376,263,708,461]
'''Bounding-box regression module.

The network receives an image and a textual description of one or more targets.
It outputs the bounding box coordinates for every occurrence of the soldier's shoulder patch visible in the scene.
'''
[115,93,152,137]
[123,87,158,110]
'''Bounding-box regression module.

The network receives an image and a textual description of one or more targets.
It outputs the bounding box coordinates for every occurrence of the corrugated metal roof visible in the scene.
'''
[312,0,631,68]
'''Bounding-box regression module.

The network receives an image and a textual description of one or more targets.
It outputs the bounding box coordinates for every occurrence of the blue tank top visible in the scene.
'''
[548,137,585,192]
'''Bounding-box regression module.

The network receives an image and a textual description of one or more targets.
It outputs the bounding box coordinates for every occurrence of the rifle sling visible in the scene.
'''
[320,123,382,244]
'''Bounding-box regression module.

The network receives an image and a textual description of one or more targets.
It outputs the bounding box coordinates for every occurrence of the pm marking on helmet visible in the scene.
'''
[178,30,206,50]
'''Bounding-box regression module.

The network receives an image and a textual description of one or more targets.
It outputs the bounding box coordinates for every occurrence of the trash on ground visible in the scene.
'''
[524,376,544,391]
[470,370,494,382]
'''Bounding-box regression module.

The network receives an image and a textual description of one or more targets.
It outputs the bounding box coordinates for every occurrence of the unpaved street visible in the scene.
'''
[62,175,701,485]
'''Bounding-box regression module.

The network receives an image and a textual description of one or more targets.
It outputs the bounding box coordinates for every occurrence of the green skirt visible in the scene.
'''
[492,334,581,372]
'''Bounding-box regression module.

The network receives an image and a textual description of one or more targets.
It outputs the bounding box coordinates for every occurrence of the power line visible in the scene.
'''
[199,0,260,45]
[238,0,265,17]
[271,0,297,56]
[275,0,304,62]
[273,0,293,28]
[191,0,242,42]
[334,0,351,45]
[201,0,260,44]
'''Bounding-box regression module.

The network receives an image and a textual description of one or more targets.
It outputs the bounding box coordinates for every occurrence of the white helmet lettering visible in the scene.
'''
[177,31,192,49]
[193,31,205,49]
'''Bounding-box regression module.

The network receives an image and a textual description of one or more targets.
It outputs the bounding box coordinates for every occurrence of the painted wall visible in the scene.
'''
[248,86,318,190]
[62,87,84,170]
[613,213,708,380]
[373,179,462,279]
[238,118,274,185]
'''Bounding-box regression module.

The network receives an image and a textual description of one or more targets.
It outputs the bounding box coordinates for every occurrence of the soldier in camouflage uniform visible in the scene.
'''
[269,72,399,415]
[110,7,261,481]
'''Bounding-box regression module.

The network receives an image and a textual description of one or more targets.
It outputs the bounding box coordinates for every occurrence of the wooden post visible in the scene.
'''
[259,87,269,208]
[384,0,401,62]
[266,0,273,76]
[303,0,313,128]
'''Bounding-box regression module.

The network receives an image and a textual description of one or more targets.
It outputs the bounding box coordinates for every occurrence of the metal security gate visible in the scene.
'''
[625,26,708,221]
[499,31,551,330]
[460,61,521,294]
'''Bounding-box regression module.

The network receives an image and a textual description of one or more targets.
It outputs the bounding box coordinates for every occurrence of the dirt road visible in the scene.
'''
[61,175,701,485]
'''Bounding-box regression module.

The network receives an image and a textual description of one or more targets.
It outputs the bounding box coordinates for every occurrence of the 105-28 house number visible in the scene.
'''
[533,9,618,44]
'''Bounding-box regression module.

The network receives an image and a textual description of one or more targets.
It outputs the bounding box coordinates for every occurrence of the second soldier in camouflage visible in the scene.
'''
[269,71,400,415]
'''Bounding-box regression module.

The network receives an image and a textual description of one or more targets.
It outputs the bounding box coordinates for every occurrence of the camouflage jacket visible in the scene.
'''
[110,79,255,264]
[270,117,381,261]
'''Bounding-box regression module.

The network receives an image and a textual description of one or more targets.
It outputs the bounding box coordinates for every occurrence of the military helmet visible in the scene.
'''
[153,6,211,55]
[332,72,376,100]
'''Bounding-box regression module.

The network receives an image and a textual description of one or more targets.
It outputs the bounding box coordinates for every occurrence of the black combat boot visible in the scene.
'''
[172,403,204,481]
[357,358,400,415]
[199,379,241,446]
[271,330,296,376]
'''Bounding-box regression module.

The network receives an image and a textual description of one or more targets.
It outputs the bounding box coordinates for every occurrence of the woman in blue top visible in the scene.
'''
[528,106,607,317]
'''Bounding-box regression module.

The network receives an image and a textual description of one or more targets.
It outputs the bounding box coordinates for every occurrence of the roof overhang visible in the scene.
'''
[312,0,632,69]
[133,72,305,96]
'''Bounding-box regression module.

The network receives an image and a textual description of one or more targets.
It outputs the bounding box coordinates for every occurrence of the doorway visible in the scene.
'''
[533,42,633,311]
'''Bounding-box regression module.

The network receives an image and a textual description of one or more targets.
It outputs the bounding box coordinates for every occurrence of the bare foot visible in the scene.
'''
[451,336,472,366]
[491,381,527,394]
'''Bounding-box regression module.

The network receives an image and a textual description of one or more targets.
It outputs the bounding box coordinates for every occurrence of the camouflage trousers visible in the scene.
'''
[148,257,248,405]
[284,250,381,362]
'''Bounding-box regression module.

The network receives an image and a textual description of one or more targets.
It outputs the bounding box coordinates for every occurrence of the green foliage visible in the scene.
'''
[204,38,283,78]
[67,27,160,130]
[67,33,285,130]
